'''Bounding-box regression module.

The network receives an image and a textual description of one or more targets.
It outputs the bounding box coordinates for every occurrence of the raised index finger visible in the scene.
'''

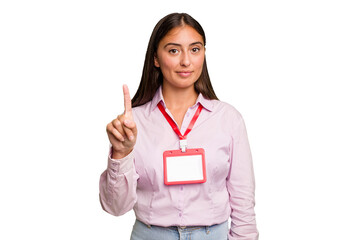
[123,84,132,118]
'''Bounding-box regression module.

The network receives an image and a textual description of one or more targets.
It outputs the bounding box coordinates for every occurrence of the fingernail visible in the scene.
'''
[124,119,129,125]
[129,136,134,141]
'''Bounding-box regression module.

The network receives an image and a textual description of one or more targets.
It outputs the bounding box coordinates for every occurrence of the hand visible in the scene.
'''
[106,84,137,159]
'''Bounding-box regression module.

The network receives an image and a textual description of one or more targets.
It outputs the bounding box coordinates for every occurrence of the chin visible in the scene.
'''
[175,80,197,89]
[164,74,200,90]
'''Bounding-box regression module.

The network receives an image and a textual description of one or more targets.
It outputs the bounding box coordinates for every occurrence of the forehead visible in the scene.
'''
[159,25,204,46]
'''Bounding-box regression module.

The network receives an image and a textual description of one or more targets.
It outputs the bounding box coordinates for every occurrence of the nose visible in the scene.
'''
[180,51,190,67]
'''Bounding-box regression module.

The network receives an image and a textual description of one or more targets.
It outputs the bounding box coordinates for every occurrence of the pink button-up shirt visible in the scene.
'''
[99,87,258,240]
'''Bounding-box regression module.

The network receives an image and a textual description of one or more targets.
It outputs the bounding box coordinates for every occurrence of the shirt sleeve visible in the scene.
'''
[99,147,139,216]
[227,112,259,240]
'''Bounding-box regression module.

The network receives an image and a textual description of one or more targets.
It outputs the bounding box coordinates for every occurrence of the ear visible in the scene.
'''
[154,55,160,68]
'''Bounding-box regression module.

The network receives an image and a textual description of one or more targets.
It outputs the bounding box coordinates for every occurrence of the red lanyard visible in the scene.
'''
[157,102,203,141]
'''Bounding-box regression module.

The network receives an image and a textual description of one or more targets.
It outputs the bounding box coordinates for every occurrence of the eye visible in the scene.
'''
[169,49,179,54]
[191,47,200,53]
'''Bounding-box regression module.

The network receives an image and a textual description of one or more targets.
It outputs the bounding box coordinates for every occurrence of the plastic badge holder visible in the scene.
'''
[163,148,206,185]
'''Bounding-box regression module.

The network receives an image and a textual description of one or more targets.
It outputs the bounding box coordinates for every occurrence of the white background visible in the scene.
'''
[1,0,359,239]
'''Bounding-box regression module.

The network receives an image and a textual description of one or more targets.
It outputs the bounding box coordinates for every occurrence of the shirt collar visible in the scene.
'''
[150,85,214,112]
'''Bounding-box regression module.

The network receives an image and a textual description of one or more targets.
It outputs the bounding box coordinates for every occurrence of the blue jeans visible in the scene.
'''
[130,219,228,240]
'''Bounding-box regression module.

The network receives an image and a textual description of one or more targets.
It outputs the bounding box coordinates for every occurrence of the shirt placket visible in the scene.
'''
[178,107,193,225]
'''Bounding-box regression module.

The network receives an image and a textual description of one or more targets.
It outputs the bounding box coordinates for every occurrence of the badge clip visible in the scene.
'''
[180,139,187,152]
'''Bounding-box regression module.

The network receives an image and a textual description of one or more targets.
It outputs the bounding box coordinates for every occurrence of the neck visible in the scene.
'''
[162,84,198,111]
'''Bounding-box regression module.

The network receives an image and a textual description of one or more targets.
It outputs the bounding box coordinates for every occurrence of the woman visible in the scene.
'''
[100,13,259,240]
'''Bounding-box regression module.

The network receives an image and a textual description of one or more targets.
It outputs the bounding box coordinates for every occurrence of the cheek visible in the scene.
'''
[194,55,205,70]
[159,57,177,72]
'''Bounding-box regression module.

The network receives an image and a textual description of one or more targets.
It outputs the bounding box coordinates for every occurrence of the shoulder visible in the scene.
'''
[211,99,245,122]
[207,99,248,137]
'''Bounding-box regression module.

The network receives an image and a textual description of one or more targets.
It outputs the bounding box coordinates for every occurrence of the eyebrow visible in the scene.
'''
[163,41,204,48]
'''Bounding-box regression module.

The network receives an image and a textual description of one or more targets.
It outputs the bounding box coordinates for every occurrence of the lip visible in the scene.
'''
[176,71,193,77]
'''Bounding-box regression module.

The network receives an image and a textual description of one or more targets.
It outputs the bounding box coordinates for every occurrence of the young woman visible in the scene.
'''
[100,13,259,240]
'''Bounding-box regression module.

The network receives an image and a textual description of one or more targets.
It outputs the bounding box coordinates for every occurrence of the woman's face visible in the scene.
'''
[155,25,205,90]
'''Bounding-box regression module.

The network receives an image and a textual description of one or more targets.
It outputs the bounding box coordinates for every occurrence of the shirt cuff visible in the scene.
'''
[107,148,135,174]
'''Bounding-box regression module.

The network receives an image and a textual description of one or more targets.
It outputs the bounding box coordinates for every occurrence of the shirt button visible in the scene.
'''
[179,212,182,217]
[180,186,184,191]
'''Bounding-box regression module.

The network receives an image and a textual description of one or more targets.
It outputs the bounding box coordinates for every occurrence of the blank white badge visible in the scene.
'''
[163,148,206,185]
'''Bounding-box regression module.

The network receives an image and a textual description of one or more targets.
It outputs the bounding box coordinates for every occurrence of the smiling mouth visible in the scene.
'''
[176,71,193,77]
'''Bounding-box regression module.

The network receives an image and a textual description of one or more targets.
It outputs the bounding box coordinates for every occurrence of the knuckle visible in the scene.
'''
[106,123,113,132]
[113,119,121,128]
[117,114,125,121]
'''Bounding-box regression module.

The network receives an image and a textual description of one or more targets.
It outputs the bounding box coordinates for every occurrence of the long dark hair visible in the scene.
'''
[132,13,218,107]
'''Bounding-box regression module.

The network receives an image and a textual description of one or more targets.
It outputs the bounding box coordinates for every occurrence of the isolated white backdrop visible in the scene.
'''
[1,0,359,239]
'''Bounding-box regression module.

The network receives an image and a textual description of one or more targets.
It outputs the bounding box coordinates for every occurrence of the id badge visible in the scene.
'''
[163,148,206,185]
